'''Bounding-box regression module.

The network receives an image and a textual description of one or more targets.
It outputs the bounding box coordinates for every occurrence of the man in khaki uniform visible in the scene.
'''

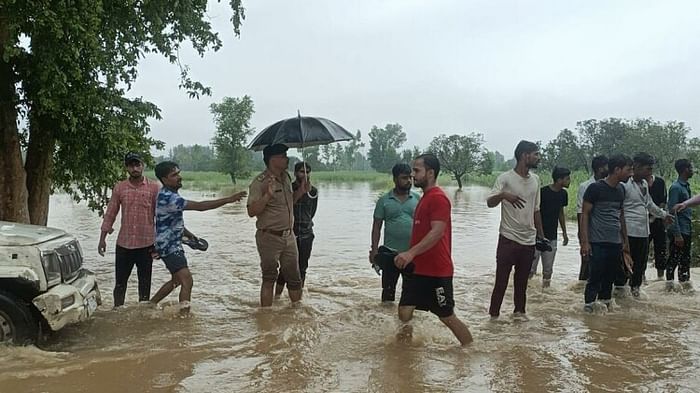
[247,144,309,307]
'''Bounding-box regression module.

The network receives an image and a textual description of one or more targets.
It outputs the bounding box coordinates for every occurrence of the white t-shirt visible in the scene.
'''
[489,169,541,246]
[576,176,596,214]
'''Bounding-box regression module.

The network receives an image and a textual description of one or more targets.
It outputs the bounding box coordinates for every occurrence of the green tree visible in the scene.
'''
[635,119,689,178]
[401,145,423,164]
[541,118,694,179]
[479,151,495,175]
[368,123,406,173]
[210,95,255,184]
[428,133,485,189]
[540,128,588,173]
[169,144,217,171]
[336,130,365,170]
[0,1,245,223]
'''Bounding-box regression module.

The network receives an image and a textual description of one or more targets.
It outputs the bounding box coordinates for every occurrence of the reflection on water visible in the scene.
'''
[1,182,699,393]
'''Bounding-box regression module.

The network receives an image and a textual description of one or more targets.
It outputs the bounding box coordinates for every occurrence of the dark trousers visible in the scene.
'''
[628,237,650,288]
[489,235,535,317]
[649,219,667,272]
[381,260,402,301]
[277,235,314,287]
[578,256,590,281]
[584,243,621,304]
[114,245,153,307]
[667,233,691,282]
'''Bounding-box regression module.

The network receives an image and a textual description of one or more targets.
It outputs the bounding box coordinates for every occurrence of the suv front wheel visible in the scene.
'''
[0,290,39,345]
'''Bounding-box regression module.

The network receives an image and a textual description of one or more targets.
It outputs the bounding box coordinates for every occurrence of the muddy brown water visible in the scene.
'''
[1,183,699,393]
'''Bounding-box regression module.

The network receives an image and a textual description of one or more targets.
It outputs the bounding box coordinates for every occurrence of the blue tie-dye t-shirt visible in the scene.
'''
[155,187,187,257]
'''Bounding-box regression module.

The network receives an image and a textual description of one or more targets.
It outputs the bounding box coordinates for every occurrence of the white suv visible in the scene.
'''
[0,220,101,344]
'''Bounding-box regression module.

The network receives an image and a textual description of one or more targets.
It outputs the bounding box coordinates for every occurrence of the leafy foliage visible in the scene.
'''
[210,95,255,184]
[428,133,486,189]
[368,123,406,173]
[401,146,423,164]
[540,118,695,178]
[164,144,219,172]
[0,0,246,222]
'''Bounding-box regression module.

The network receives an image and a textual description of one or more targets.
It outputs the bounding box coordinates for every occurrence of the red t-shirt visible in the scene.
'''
[410,186,453,277]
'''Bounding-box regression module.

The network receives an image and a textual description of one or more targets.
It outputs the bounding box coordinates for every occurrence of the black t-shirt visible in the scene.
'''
[583,180,625,244]
[540,185,568,240]
[648,176,667,206]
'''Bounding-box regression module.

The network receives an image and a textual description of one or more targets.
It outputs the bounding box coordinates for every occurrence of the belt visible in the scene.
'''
[260,228,292,237]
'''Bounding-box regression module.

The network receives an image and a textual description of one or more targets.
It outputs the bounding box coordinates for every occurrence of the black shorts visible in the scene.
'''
[399,274,455,318]
[162,251,188,274]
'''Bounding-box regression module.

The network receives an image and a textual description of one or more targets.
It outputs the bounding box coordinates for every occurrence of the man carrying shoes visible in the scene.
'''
[370,163,419,302]
[149,161,247,312]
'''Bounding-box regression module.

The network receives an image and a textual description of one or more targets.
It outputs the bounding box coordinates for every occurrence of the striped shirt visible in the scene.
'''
[100,177,160,249]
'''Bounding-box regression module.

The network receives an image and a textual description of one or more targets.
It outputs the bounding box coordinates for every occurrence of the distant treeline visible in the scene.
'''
[158,96,699,191]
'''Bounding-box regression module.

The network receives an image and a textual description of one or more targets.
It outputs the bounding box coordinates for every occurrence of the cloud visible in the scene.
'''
[130,0,700,156]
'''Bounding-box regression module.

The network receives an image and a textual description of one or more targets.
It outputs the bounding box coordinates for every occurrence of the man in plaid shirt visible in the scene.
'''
[99,152,161,307]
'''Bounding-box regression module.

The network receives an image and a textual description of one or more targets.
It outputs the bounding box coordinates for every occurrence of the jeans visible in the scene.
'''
[649,219,667,273]
[614,236,649,288]
[489,235,535,316]
[584,242,622,304]
[628,237,650,288]
[114,245,153,307]
[667,233,691,282]
[530,238,558,280]
[579,255,590,281]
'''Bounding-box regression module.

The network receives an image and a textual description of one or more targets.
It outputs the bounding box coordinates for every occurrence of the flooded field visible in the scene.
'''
[1,182,699,393]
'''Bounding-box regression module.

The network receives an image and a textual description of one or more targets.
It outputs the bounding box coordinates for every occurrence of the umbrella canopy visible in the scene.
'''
[248,115,354,151]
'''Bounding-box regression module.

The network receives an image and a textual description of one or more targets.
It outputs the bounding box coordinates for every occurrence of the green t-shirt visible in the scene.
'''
[373,190,420,252]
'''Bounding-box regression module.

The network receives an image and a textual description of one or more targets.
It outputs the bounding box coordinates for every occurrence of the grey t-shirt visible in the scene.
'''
[583,180,625,244]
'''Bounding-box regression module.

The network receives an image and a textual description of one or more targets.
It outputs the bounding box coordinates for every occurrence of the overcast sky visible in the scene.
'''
[131,0,700,157]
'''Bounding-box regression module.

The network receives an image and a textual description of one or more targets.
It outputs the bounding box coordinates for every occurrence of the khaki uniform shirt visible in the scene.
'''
[247,170,294,231]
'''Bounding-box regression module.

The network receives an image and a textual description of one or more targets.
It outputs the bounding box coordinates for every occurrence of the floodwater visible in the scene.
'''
[1,182,699,393]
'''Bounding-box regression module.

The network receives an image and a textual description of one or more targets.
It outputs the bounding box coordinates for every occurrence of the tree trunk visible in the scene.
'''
[25,115,55,225]
[0,20,30,223]
[455,173,463,189]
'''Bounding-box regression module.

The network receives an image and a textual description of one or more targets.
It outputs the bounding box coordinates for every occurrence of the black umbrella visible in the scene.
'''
[248,112,354,151]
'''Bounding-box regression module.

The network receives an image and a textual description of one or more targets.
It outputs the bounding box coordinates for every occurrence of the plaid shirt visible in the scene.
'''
[100,177,161,249]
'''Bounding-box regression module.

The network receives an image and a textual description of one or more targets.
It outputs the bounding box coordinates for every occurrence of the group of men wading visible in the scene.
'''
[99,140,695,344]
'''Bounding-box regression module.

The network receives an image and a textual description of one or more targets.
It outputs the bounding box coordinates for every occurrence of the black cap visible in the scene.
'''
[263,144,289,158]
[124,152,143,164]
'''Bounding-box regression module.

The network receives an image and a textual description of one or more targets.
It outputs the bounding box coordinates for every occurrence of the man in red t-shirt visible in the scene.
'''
[394,154,473,346]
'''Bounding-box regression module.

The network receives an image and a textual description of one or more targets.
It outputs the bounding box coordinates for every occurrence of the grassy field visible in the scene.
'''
[180,170,497,193]
[179,170,395,193]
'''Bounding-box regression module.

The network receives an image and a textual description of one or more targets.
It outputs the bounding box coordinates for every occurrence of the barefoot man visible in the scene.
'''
[394,153,473,345]
[149,161,246,311]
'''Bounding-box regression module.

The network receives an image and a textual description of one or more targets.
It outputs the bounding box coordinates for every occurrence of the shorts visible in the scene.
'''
[161,251,188,274]
[399,274,455,318]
